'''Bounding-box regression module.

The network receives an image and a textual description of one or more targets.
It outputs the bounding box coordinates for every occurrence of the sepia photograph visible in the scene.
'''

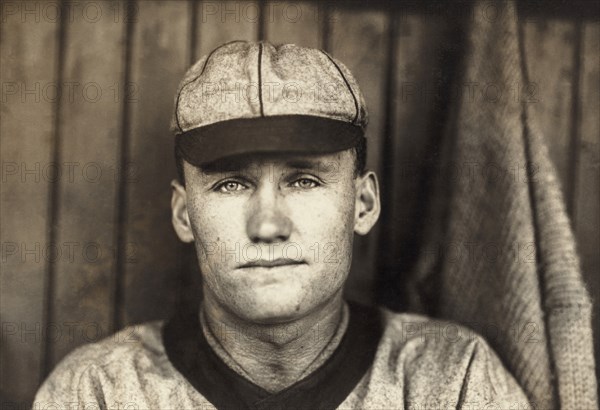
[1,0,599,409]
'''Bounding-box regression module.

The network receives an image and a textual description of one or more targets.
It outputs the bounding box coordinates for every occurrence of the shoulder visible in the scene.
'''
[376,308,487,377]
[371,308,531,408]
[54,320,164,371]
[34,321,167,406]
[379,307,485,355]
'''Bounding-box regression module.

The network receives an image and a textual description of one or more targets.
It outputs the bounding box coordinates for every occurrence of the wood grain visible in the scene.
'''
[119,1,189,327]
[50,0,125,367]
[0,2,58,404]
[195,0,260,59]
[329,8,390,305]
[263,1,321,48]
[381,13,448,309]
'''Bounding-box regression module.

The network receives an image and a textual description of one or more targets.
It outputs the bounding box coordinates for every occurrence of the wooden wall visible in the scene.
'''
[1,1,598,406]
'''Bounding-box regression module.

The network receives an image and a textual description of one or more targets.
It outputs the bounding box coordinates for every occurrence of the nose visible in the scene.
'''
[246,184,292,243]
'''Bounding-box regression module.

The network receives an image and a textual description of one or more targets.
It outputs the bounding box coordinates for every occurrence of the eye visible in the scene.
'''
[291,177,320,189]
[215,180,247,193]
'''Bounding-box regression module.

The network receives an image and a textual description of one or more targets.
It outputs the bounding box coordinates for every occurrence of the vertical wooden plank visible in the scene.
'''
[0,2,58,405]
[263,1,321,48]
[120,1,190,326]
[391,13,447,224]
[574,22,600,374]
[329,7,389,305]
[381,13,448,309]
[524,20,577,205]
[196,0,260,58]
[50,0,125,366]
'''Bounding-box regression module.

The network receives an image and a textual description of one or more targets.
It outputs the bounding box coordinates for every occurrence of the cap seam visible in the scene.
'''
[320,50,360,125]
[175,40,247,133]
[258,43,265,117]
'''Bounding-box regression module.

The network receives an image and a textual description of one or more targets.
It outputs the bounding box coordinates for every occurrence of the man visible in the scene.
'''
[35,41,531,409]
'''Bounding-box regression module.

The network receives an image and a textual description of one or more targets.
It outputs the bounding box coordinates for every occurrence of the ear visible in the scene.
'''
[353,171,381,235]
[171,179,194,243]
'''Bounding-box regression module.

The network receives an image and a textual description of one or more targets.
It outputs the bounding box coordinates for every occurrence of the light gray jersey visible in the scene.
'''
[34,304,531,410]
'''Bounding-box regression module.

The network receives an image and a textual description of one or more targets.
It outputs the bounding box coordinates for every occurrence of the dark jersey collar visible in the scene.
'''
[162,301,383,410]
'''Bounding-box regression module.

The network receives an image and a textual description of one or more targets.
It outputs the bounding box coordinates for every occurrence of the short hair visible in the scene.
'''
[175,137,367,186]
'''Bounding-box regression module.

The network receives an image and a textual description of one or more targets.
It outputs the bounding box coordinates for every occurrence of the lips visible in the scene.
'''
[238,259,305,269]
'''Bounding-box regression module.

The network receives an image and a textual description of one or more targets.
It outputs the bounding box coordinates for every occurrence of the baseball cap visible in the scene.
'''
[171,40,368,166]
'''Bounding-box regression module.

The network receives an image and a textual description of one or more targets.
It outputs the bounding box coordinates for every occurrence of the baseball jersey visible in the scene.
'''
[33,302,532,409]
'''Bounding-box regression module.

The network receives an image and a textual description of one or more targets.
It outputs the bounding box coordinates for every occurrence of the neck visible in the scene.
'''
[201,291,347,393]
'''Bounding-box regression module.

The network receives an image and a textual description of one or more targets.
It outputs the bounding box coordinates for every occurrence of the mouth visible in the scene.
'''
[238,259,306,269]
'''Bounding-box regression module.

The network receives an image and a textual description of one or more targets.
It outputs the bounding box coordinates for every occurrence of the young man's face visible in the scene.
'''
[171,149,380,324]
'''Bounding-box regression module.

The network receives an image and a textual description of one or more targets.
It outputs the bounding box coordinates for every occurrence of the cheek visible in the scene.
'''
[291,183,356,241]
[288,187,356,284]
[186,195,247,292]
[188,196,244,236]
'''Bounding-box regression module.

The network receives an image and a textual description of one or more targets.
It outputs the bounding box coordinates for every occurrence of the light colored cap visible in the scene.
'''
[171,40,368,166]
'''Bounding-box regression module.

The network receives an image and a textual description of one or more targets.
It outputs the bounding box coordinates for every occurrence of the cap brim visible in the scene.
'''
[176,115,364,167]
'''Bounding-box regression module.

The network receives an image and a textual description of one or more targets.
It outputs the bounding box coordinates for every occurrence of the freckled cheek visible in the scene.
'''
[187,198,248,286]
[189,196,246,238]
[289,195,354,274]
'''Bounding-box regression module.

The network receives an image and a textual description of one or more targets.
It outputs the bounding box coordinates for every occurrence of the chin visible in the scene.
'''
[233,284,310,324]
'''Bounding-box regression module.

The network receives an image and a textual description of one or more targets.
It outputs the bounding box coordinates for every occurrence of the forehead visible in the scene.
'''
[195,150,355,176]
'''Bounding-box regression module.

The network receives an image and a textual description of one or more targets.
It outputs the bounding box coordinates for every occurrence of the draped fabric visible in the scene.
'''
[408,1,598,408]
